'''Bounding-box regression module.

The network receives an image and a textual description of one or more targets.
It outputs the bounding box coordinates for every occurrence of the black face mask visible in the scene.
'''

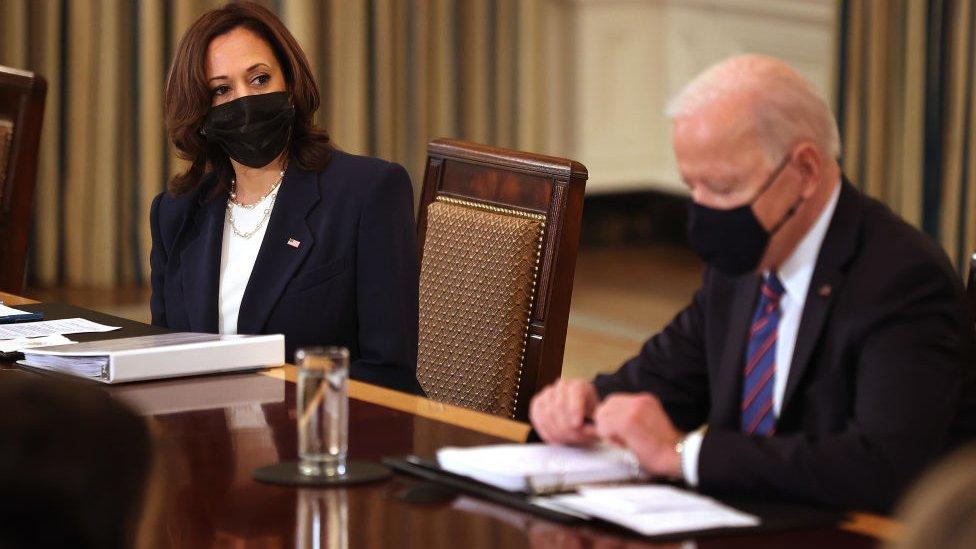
[686,154,803,276]
[200,91,296,168]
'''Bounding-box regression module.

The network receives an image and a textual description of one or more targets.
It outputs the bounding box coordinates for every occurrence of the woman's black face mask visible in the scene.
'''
[200,91,295,169]
[686,154,803,276]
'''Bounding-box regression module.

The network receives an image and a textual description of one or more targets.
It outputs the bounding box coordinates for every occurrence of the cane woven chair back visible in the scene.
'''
[416,139,587,420]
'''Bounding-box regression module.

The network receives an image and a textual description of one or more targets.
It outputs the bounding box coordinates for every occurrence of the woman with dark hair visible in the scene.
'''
[151,2,421,393]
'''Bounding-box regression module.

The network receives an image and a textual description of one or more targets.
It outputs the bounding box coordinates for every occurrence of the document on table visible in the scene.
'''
[0,303,43,322]
[437,443,646,494]
[0,304,31,317]
[0,318,120,340]
[0,334,75,354]
[550,485,760,537]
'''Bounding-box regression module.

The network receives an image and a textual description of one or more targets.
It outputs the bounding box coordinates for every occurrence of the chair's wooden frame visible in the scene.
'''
[967,252,976,318]
[0,66,47,293]
[417,138,588,420]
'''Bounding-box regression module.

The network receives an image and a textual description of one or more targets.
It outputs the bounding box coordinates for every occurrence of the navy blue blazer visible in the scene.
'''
[149,151,422,394]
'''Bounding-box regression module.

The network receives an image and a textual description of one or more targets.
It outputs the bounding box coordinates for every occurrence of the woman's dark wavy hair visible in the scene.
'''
[164,1,331,197]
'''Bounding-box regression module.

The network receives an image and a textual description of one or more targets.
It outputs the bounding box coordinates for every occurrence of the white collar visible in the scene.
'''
[770,181,841,300]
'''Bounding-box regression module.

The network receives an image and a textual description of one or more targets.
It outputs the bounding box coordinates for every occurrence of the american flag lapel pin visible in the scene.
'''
[818,284,832,297]
[287,238,301,248]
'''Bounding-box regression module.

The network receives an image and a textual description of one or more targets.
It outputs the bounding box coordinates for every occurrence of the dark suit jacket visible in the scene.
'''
[149,151,422,394]
[594,181,976,512]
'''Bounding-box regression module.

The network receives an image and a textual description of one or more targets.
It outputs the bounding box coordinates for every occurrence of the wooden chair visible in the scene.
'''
[0,65,46,293]
[416,138,587,420]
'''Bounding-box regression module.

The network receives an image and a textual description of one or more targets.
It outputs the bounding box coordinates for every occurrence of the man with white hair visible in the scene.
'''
[530,54,976,512]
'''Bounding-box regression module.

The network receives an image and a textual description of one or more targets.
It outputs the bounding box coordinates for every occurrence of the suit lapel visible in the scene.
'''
[780,180,862,413]
[180,189,226,333]
[236,165,320,334]
[712,273,761,429]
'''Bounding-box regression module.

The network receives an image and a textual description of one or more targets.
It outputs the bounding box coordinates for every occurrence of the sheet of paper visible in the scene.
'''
[0,334,75,353]
[437,443,644,493]
[577,485,731,514]
[551,486,759,537]
[0,318,120,340]
[0,304,32,317]
[439,443,639,475]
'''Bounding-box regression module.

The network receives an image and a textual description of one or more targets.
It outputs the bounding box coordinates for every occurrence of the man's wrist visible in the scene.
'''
[676,426,707,485]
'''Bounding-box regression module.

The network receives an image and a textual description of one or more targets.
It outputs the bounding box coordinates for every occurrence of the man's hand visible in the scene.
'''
[529,379,599,444]
[592,393,683,478]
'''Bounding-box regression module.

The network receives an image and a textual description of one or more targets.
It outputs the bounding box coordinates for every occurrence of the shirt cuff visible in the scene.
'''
[679,430,705,487]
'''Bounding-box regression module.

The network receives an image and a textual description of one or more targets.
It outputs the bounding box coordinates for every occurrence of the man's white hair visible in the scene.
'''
[665,54,841,161]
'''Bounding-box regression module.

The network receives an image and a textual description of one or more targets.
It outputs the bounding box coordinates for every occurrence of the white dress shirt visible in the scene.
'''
[681,182,841,485]
[218,195,275,335]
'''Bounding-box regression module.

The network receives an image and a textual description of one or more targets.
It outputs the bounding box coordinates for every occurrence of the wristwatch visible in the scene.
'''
[673,426,708,480]
[674,434,689,458]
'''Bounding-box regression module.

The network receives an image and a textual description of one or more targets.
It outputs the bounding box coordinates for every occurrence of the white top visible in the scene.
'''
[681,181,841,486]
[218,192,277,335]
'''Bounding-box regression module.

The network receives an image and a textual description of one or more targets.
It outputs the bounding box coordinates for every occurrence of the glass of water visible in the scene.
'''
[296,346,349,477]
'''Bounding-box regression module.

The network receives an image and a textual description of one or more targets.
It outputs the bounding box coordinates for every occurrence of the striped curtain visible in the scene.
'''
[838,0,976,270]
[0,0,555,288]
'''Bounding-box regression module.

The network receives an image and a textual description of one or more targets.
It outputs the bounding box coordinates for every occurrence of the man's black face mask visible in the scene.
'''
[686,154,803,276]
[200,91,295,169]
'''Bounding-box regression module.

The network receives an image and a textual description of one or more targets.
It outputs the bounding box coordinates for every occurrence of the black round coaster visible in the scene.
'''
[253,460,392,487]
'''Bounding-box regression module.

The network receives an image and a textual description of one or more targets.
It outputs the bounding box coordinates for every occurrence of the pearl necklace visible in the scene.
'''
[226,169,285,240]
[229,166,286,209]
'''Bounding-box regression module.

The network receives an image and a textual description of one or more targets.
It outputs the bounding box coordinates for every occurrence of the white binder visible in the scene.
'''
[18,332,285,384]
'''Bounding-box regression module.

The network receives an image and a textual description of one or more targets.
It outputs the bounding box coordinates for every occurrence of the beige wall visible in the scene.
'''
[541,0,839,195]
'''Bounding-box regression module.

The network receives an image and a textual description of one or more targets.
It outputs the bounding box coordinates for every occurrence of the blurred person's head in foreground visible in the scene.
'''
[0,373,152,549]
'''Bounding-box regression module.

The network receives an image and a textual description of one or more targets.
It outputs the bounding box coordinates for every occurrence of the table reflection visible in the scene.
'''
[453,496,696,549]
[296,489,349,549]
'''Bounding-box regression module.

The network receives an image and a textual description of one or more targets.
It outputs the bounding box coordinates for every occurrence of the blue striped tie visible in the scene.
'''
[741,273,784,436]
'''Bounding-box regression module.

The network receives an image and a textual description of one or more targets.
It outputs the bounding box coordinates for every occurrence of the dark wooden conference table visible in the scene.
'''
[0,292,897,548]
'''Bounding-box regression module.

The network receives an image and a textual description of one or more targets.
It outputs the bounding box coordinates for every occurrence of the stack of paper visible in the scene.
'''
[551,485,760,536]
[437,443,645,494]
[19,353,109,378]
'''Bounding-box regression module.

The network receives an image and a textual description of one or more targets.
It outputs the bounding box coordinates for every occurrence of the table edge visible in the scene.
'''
[261,366,532,442]
[0,292,39,306]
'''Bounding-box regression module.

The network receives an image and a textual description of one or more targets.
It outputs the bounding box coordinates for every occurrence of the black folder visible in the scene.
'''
[383,455,847,542]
